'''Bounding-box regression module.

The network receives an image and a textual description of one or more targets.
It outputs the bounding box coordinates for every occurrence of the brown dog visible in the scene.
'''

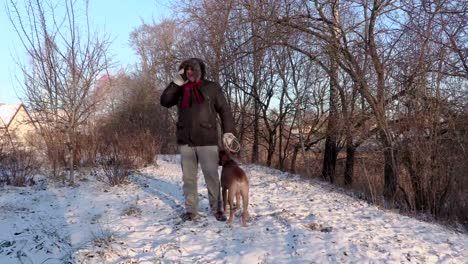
[219,150,249,226]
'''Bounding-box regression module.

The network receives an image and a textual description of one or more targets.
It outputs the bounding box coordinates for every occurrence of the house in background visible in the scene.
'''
[0,103,36,147]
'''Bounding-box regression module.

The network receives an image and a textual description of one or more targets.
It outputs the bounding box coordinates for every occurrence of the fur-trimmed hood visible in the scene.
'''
[178,58,206,81]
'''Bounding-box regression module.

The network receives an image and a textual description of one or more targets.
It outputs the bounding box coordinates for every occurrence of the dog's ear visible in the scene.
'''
[219,150,231,166]
[230,151,240,160]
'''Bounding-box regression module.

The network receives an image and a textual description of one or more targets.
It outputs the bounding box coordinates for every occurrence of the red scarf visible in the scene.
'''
[182,80,203,109]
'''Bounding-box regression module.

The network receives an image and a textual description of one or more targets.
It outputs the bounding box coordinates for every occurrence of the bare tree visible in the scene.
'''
[129,19,185,153]
[130,0,467,223]
[257,0,402,203]
[7,0,111,185]
[389,0,468,217]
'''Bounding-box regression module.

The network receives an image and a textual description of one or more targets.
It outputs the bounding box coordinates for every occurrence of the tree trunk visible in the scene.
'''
[321,66,339,183]
[380,131,398,204]
[278,122,284,170]
[403,146,428,211]
[266,132,275,166]
[66,130,75,185]
[344,137,355,186]
[251,99,260,163]
[322,136,338,183]
[290,146,299,173]
[69,148,75,185]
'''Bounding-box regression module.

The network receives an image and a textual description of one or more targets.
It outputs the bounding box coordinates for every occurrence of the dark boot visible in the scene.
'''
[181,212,198,221]
[214,211,227,221]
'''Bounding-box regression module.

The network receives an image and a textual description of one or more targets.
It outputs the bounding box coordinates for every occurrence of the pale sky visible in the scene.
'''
[0,0,171,104]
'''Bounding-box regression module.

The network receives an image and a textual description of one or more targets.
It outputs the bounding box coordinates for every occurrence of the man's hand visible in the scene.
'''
[173,69,187,86]
[223,133,240,153]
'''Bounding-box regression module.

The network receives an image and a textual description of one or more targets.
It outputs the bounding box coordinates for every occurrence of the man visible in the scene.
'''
[160,58,237,221]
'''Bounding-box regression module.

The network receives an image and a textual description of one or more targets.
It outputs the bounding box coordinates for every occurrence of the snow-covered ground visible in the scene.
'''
[0,155,466,263]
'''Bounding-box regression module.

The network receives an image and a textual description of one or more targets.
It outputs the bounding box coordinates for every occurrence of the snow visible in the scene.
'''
[0,155,467,263]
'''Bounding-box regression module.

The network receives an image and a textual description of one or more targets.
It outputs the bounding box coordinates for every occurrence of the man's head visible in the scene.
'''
[185,66,196,82]
[179,58,206,82]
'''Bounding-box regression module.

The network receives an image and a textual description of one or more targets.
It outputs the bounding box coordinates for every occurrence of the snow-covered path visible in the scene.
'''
[0,155,466,263]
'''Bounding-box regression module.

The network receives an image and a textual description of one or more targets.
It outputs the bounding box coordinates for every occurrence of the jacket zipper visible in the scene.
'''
[207,96,213,115]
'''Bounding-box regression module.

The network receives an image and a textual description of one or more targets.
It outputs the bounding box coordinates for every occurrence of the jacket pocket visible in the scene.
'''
[200,122,213,129]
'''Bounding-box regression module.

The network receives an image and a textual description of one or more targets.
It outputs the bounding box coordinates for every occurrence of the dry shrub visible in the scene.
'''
[342,152,385,204]
[95,78,163,168]
[0,148,39,187]
[96,133,135,186]
[31,129,67,178]
[394,105,468,226]
[280,137,466,228]
[122,205,142,217]
[99,155,133,186]
[130,131,159,167]
[75,125,100,167]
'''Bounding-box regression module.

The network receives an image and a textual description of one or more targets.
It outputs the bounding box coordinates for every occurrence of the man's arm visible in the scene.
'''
[160,69,186,108]
[160,82,182,108]
[214,83,236,135]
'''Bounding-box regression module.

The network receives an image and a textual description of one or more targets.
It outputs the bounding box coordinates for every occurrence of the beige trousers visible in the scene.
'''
[179,145,222,214]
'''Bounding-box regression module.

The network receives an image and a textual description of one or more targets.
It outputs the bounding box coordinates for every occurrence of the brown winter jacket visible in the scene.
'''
[160,58,235,146]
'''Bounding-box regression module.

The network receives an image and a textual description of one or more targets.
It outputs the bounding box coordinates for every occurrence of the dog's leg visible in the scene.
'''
[222,187,228,214]
[241,184,249,227]
[235,192,241,212]
[228,185,237,224]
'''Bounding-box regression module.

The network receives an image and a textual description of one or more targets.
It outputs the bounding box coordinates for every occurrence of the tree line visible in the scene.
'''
[4,0,467,227]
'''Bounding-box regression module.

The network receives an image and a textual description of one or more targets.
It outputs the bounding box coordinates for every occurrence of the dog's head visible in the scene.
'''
[218,150,232,166]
